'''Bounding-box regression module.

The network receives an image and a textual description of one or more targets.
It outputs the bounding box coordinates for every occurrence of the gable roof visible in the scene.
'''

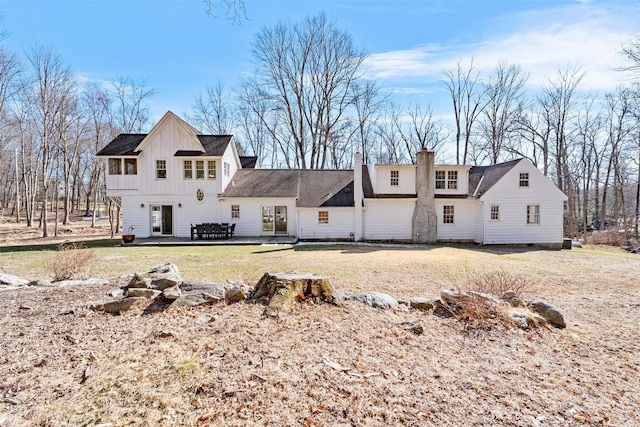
[174,135,233,156]
[220,169,373,207]
[96,134,145,156]
[468,159,521,197]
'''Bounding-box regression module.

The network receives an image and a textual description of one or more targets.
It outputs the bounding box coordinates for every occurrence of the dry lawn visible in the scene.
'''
[0,219,639,426]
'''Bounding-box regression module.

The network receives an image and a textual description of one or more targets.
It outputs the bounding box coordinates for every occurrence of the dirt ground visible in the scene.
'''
[0,219,639,426]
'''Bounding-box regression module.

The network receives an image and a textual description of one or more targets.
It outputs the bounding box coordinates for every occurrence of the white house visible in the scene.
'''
[97,111,568,247]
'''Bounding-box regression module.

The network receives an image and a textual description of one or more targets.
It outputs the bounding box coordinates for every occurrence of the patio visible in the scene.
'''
[123,235,298,247]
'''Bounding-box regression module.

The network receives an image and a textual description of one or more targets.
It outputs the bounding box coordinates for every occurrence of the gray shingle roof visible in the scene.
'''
[469,159,521,197]
[239,156,258,169]
[97,133,232,157]
[220,169,373,207]
[96,134,145,156]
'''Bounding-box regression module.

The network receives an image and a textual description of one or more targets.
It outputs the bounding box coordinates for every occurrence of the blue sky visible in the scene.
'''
[1,0,639,124]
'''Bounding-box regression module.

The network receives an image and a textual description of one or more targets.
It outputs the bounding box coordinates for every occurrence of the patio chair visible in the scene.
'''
[213,223,225,239]
[196,224,205,239]
[228,223,236,239]
[203,223,214,239]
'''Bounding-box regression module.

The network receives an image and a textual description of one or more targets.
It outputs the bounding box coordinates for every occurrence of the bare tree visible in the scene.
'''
[345,80,386,164]
[203,0,246,24]
[190,81,233,134]
[395,104,447,164]
[243,13,367,169]
[479,62,528,164]
[24,45,76,237]
[111,76,154,133]
[443,58,489,164]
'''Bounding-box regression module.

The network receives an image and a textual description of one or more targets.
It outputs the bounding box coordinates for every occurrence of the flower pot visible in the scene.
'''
[122,234,135,244]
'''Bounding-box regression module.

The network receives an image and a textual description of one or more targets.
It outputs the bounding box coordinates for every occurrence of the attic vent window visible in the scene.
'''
[520,173,529,187]
[196,189,205,202]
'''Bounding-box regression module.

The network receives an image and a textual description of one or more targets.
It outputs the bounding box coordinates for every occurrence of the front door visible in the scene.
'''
[262,205,287,235]
[151,205,173,236]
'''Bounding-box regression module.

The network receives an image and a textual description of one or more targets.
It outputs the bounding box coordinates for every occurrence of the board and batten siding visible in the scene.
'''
[480,160,567,245]
[298,208,355,239]
[218,198,297,237]
[363,199,415,240]
[434,199,481,242]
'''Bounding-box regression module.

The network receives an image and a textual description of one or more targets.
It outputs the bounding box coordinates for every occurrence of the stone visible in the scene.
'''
[173,290,225,307]
[502,290,523,307]
[527,299,566,328]
[571,240,582,248]
[125,288,162,299]
[344,292,397,309]
[410,297,434,311]
[0,273,29,287]
[401,321,424,334]
[432,299,455,318]
[128,263,182,290]
[225,285,249,303]
[509,311,536,329]
[29,279,53,287]
[108,288,125,298]
[162,286,182,300]
[53,278,109,287]
[412,150,437,243]
[95,297,148,314]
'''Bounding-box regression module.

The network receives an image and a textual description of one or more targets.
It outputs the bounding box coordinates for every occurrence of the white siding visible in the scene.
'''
[374,165,416,194]
[435,199,481,242]
[363,199,415,240]
[480,160,567,245]
[298,208,355,239]
[218,198,297,237]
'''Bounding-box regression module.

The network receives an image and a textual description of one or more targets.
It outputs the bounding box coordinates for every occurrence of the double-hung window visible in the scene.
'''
[208,161,216,179]
[196,161,205,179]
[435,171,446,189]
[156,160,167,179]
[443,205,454,224]
[390,170,399,186]
[526,205,540,224]
[447,171,458,189]
[183,160,193,179]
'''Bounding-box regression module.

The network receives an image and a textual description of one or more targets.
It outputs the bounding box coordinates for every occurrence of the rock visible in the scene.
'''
[29,279,53,287]
[401,321,424,334]
[162,286,182,300]
[128,263,182,290]
[108,288,125,298]
[173,290,225,307]
[125,288,162,299]
[53,278,109,287]
[94,297,148,314]
[0,273,29,287]
[502,290,523,307]
[509,311,536,329]
[225,285,249,303]
[410,297,434,311]
[344,292,397,309]
[440,289,469,307]
[527,299,566,328]
[571,240,582,248]
[432,299,455,318]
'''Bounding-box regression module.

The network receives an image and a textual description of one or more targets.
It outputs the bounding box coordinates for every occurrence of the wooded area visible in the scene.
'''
[0,13,639,240]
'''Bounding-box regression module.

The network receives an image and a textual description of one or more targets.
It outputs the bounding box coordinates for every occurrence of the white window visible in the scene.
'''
[156,160,167,179]
[208,161,216,179]
[108,158,122,175]
[443,205,454,224]
[435,171,446,189]
[447,171,458,189]
[527,204,540,224]
[183,160,193,179]
[124,158,137,175]
[196,161,205,179]
[520,173,529,187]
[318,211,329,224]
[390,170,399,186]
[224,161,230,177]
[231,204,240,219]
[490,205,500,221]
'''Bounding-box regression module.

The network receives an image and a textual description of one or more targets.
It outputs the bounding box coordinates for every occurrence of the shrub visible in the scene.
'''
[48,243,96,281]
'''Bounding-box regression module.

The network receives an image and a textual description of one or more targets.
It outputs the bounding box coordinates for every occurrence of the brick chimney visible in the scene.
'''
[412,150,437,243]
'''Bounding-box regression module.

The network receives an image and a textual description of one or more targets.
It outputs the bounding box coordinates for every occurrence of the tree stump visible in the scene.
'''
[251,271,345,316]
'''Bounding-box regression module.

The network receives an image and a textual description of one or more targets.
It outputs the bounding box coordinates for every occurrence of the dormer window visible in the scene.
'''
[519,173,529,187]
[435,171,446,189]
[447,171,458,189]
[390,170,399,186]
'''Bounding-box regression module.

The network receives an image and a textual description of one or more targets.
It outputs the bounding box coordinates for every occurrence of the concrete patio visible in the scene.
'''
[123,235,298,246]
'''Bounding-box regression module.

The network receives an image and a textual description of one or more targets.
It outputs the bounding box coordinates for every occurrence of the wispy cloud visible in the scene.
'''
[365,2,638,94]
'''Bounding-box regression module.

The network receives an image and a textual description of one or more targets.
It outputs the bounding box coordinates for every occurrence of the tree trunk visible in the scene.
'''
[251,271,345,317]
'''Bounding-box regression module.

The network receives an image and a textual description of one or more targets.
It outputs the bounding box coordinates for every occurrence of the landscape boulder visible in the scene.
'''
[341,291,398,310]
[410,297,435,311]
[527,299,566,329]
[0,273,29,288]
[128,263,182,290]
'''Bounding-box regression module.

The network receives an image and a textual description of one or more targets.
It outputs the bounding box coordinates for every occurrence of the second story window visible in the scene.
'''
[208,161,216,179]
[108,158,122,175]
[447,171,458,189]
[196,161,205,179]
[183,160,193,179]
[520,173,529,187]
[435,171,446,189]
[390,170,399,186]
[124,158,137,175]
[156,160,167,179]
[224,161,230,177]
